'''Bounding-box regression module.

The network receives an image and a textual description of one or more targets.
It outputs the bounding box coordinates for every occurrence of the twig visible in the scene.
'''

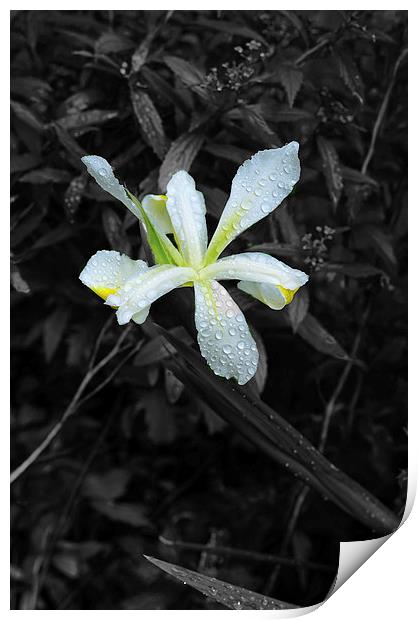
[10,324,132,484]
[295,38,329,66]
[31,403,119,609]
[158,536,334,573]
[345,372,364,438]
[361,49,407,175]
[88,314,114,371]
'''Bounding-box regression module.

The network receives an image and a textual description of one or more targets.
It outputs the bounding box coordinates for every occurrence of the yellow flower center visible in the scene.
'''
[91,286,117,301]
[277,285,299,305]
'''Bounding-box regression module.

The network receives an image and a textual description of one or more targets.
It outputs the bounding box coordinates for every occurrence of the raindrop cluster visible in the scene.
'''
[195,280,259,385]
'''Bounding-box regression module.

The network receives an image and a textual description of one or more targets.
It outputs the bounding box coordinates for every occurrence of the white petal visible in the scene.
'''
[205,142,300,262]
[194,280,258,385]
[200,252,309,290]
[237,281,288,310]
[112,264,195,325]
[79,250,148,300]
[166,171,207,268]
[132,307,151,324]
[142,194,174,235]
[82,155,140,219]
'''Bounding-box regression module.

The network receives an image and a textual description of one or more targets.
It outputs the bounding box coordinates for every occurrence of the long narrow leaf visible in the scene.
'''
[156,325,399,536]
[145,556,296,610]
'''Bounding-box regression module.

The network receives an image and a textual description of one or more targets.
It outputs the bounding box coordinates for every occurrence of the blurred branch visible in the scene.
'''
[361,48,407,175]
[10,323,134,484]
[158,535,334,573]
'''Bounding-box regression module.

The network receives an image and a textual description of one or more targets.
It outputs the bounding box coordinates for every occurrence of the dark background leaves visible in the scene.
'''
[11,10,407,610]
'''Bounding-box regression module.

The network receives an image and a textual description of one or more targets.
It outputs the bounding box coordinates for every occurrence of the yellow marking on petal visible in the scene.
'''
[91,286,118,301]
[277,285,299,305]
[156,194,167,202]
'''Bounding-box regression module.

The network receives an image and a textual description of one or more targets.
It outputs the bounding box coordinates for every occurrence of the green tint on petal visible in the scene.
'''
[205,143,300,264]
[127,191,184,267]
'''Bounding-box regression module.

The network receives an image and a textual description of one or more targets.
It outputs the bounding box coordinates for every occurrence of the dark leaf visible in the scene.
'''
[101,207,131,254]
[19,168,72,184]
[95,32,134,55]
[64,174,88,221]
[323,262,383,278]
[287,287,309,333]
[142,390,176,444]
[43,308,71,362]
[11,101,44,132]
[10,262,30,294]
[195,17,268,45]
[247,242,301,258]
[11,153,42,175]
[158,131,205,192]
[317,136,343,209]
[131,32,154,73]
[163,55,210,101]
[83,469,131,501]
[56,109,118,130]
[164,368,184,404]
[296,313,349,360]
[277,63,304,108]
[130,88,168,160]
[92,501,150,527]
[336,51,365,104]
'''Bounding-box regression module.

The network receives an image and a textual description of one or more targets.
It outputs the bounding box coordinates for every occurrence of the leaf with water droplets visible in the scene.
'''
[130,88,168,160]
[145,556,296,610]
[158,131,205,192]
[158,326,399,535]
[64,174,88,221]
[56,109,118,130]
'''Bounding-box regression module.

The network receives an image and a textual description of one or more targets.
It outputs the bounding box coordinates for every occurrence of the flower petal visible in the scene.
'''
[194,280,258,385]
[205,142,300,262]
[166,171,208,268]
[142,194,174,235]
[237,281,292,310]
[109,264,196,325]
[200,252,308,290]
[79,250,148,301]
[82,155,140,219]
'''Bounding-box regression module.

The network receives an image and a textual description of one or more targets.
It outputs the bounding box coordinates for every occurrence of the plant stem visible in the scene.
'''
[361,49,407,175]
[10,323,132,484]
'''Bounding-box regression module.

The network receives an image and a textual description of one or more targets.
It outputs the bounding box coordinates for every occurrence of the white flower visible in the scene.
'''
[79,143,308,384]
